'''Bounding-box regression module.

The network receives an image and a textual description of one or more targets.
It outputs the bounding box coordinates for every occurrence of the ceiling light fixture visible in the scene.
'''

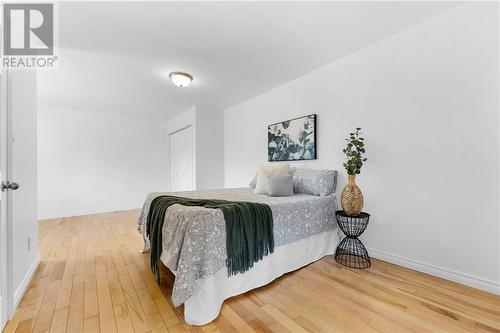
[169,71,193,88]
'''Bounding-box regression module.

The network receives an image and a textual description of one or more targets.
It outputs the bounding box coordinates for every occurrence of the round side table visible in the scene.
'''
[334,210,371,268]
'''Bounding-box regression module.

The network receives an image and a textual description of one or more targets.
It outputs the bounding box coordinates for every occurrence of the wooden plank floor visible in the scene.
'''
[4,210,500,333]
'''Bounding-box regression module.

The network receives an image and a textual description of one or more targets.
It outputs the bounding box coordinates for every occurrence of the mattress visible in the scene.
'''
[138,187,337,315]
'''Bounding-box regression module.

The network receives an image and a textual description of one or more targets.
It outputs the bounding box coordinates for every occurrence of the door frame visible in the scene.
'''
[0,69,14,330]
[168,125,195,192]
[168,125,195,191]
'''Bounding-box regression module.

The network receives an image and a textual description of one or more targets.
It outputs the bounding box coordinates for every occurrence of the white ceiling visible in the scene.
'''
[38,1,459,120]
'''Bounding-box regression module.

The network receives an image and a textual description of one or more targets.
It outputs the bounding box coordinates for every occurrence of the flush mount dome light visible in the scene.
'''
[169,71,193,88]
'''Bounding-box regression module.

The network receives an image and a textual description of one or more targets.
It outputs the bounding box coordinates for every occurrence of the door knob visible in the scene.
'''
[2,181,19,191]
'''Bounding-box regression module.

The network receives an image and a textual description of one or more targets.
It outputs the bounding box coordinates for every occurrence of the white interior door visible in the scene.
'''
[0,70,8,332]
[0,70,38,330]
[9,70,38,308]
[169,126,194,192]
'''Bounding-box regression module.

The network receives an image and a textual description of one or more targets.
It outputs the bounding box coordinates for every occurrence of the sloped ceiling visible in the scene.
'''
[38,1,459,120]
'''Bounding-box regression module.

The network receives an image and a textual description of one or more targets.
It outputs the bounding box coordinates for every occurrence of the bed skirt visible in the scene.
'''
[182,228,339,325]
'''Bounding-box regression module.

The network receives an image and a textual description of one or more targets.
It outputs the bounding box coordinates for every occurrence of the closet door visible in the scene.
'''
[169,126,194,192]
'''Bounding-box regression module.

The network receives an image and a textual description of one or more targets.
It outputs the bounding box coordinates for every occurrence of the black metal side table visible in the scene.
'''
[334,210,371,268]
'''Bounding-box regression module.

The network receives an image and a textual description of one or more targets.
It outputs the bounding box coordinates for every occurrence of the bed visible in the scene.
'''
[137,187,338,325]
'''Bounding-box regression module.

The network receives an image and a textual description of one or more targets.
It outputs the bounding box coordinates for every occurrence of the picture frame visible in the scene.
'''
[267,114,317,162]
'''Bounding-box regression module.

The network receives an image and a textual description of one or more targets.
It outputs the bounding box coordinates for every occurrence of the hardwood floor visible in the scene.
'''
[4,210,500,333]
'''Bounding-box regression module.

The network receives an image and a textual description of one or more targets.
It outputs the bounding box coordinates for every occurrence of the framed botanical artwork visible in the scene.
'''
[268,114,317,162]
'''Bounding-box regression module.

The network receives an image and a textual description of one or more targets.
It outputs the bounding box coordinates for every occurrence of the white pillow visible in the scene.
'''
[254,164,290,194]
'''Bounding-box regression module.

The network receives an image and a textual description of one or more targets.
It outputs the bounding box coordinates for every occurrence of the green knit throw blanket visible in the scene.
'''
[146,195,274,281]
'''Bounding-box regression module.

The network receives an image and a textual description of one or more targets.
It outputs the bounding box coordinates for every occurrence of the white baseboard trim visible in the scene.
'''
[38,206,141,220]
[13,252,40,310]
[369,248,500,295]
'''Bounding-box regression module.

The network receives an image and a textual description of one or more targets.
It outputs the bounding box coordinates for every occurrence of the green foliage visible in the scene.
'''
[342,127,367,175]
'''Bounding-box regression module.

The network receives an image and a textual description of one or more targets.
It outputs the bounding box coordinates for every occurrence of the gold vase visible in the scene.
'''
[341,175,364,216]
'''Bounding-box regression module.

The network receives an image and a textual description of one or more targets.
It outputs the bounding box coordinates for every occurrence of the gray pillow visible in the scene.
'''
[292,169,338,196]
[268,174,294,197]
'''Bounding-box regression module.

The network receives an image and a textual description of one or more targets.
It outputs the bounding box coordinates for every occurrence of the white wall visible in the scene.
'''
[225,3,500,293]
[165,105,224,191]
[10,71,39,307]
[38,106,167,219]
[196,105,224,190]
